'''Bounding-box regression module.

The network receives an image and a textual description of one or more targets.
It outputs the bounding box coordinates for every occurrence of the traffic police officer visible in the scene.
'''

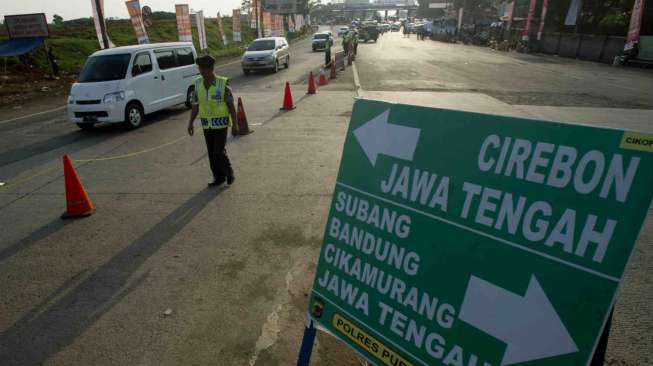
[187,55,239,187]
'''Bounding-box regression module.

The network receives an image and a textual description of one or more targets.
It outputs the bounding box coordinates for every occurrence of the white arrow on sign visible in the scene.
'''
[458,275,578,365]
[353,109,421,167]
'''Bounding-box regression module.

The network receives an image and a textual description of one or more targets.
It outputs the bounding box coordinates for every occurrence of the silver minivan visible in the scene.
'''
[241,37,290,74]
[67,42,198,130]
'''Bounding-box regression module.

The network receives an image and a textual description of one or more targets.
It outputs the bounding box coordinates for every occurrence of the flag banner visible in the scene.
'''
[457,8,463,31]
[250,0,257,28]
[217,12,228,46]
[91,0,114,48]
[175,4,192,42]
[288,15,295,32]
[625,0,645,51]
[522,0,538,40]
[537,0,550,41]
[263,11,272,37]
[125,0,149,44]
[294,14,303,30]
[257,0,263,37]
[196,10,208,50]
[564,0,582,26]
[233,9,242,42]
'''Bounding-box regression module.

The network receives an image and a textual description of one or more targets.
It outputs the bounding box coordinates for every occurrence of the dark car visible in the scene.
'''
[358,25,379,43]
[312,32,333,51]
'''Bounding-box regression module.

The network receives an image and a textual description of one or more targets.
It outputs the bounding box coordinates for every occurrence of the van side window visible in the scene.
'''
[176,48,195,66]
[155,50,176,70]
[132,52,153,76]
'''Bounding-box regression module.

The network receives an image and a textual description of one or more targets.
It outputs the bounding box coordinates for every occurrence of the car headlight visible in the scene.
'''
[68,95,75,104]
[265,55,274,61]
[103,91,125,104]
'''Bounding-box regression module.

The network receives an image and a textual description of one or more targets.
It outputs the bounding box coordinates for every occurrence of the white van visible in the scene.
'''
[67,42,199,129]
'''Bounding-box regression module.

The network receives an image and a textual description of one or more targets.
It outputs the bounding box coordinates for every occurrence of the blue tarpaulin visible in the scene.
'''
[0,37,44,57]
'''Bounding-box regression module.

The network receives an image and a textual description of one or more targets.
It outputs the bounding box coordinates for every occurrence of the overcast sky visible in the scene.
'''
[1,0,244,22]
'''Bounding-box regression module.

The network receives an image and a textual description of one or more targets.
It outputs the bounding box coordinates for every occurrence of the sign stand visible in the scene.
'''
[590,308,613,366]
[296,318,316,366]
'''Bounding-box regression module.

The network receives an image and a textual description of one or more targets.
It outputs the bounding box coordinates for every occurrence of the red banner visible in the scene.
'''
[175,4,192,42]
[537,0,550,41]
[233,10,242,42]
[125,0,149,44]
[521,0,538,41]
[625,0,646,51]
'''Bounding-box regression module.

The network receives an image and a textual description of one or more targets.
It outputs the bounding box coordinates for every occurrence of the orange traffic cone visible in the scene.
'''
[61,154,94,219]
[330,59,337,79]
[307,71,317,94]
[281,81,295,110]
[234,97,252,136]
[319,68,328,86]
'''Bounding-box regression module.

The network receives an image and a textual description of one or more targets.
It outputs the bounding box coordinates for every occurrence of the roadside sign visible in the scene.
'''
[307,98,653,366]
[4,13,49,39]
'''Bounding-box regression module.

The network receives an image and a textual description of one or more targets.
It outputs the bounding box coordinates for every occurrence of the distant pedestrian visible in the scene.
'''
[47,46,59,78]
[325,38,331,67]
[187,55,238,187]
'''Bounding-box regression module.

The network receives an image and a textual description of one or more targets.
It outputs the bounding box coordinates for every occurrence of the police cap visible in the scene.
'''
[196,55,216,67]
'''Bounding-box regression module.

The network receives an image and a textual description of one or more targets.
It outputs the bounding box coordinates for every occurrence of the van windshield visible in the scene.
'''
[247,40,276,51]
[78,54,132,82]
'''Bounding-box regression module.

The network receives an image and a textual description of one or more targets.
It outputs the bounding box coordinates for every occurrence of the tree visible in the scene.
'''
[53,14,64,27]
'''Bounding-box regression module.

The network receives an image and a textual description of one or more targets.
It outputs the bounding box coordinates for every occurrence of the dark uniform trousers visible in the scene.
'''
[203,128,233,181]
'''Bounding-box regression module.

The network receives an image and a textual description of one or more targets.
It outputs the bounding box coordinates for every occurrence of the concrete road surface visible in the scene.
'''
[1,28,652,366]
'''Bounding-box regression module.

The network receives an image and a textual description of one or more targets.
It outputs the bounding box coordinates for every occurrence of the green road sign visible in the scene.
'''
[307,98,653,366]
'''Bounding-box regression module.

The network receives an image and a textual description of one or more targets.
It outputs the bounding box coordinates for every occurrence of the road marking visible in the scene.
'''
[336,181,621,282]
[0,105,67,125]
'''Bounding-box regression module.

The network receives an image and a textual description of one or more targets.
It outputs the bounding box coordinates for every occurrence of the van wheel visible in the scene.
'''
[273,61,279,73]
[185,86,194,109]
[285,56,290,69]
[243,69,251,75]
[124,102,144,129]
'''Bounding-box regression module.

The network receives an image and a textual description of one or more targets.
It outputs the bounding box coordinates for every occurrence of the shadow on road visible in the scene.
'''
[0,218,70,265]
[0,187,224,365]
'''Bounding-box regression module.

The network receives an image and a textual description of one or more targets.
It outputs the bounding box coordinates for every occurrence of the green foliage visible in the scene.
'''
[53,15,64,27]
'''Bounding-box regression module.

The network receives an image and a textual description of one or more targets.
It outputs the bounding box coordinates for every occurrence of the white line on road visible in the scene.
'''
[0,105,67,125]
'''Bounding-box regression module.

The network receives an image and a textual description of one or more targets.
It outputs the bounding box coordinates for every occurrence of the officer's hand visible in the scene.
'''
[187,124,194,136]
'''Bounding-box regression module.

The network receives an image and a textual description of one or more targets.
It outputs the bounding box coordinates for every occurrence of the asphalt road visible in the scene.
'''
[1,28,652,366]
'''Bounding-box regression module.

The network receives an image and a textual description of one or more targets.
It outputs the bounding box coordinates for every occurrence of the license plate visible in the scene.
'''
[83,116,98,122]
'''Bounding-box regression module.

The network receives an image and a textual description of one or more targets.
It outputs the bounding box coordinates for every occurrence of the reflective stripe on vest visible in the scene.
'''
[195,75,230,129]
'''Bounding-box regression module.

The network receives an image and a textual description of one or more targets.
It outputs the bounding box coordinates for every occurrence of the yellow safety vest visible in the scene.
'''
[195,75,231,129]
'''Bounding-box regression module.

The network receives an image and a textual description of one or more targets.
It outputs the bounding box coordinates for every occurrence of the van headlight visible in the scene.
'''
[103,91,125,104]
[68,95,75,104]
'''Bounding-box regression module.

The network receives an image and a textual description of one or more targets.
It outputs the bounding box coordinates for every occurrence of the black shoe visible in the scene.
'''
[227,175,235,185]
[208,178,225,187]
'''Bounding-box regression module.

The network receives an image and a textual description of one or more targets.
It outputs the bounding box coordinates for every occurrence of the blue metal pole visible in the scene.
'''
[296,318,317,366]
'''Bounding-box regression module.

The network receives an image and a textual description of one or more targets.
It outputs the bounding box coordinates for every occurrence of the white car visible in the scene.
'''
[337,26,350,37]
[68,42,199,130]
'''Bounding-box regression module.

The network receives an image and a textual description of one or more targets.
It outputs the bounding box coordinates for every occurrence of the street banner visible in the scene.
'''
[125,0,149,44]
[233,9,242,42]
[257,0,263,38]
[91,0,114,49]
[250,0,258,28]
[196,10,207,51]
[625,0,645,51]
[565,0,582,26]
[306,98,653,366]
[217,12,228,46]
[263,11,272,37]
[288,15,295,32]
[294,14,304,30]
[506,1,515,31]
[456,8,463,32]
[522,0,538,41]
[4,13,49,39]
[175,4,192,42]
[537,0,550,41]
